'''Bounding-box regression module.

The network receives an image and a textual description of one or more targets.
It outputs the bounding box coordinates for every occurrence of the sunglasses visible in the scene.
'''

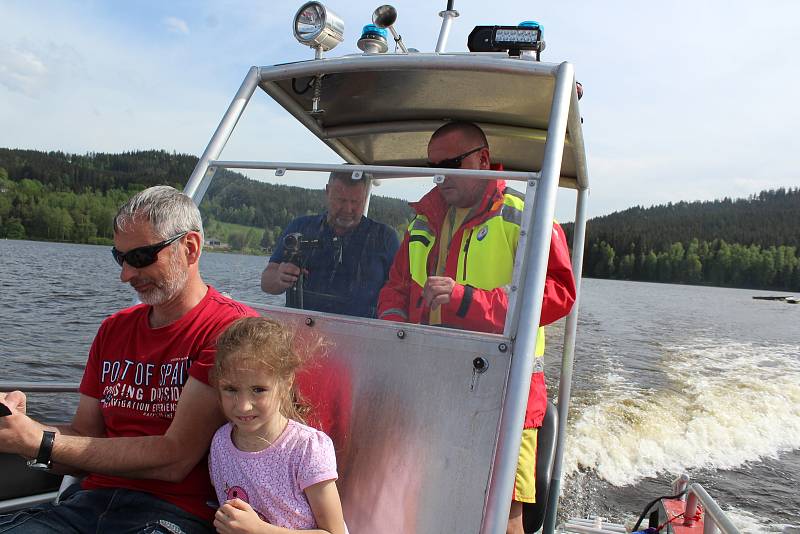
[427,145,486,169]
[111,231,188,268]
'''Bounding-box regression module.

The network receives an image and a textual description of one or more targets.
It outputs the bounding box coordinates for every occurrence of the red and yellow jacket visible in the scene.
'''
[377,178,576,427]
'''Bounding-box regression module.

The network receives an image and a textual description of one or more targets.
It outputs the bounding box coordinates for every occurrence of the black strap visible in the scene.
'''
[35,431,55,465]
[456,285,474,318]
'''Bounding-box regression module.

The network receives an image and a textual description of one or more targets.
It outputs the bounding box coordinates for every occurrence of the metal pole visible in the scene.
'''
[388,26,408,54]
[0,382,79,393]
[543,185,588,533]
[435,5,459,53]
[363,179,374,216]
[481,62,574,534]
[685,492,699,526]
[183,66,260,204]
[208,160,537,182]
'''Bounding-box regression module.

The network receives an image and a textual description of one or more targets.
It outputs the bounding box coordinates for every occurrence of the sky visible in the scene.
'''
[2,0,799,221]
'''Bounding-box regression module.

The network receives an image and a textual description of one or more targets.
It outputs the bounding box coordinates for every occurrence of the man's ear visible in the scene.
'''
[479,147,491,169]
[185,231,203,265]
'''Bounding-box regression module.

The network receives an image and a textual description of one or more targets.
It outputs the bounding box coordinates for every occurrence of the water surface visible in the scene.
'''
[1,239,798,531]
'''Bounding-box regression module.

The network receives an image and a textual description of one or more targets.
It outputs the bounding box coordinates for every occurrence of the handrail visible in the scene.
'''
[0,382,79,393]
[208,160,540,182]
[0,492,59,513]
[684,483,740,534]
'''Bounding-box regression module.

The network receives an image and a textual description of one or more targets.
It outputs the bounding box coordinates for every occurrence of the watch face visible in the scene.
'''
[26,460,51,471]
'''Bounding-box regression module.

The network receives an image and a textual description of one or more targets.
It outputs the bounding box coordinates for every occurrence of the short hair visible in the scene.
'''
[430,121,489,149]
[114,185,204,241]
[327,169,371,189]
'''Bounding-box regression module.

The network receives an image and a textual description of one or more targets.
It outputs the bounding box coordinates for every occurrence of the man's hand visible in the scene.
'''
[262,261,307,295]
[422,276,457,308]
[214,499,272,534]
[275,262,303,290]
[0,396,45,458]
[0,391,27,415]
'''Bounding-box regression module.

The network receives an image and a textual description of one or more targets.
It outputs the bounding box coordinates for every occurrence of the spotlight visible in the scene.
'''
[467,21,546,57]
[293,2,345,53]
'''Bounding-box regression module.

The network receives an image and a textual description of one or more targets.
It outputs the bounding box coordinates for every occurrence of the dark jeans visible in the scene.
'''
[0,484,213,534]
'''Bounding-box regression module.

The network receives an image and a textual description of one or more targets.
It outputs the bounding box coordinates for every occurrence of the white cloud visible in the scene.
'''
[0,42,47,97]
[163,16,189,35]
[2,1,799,219]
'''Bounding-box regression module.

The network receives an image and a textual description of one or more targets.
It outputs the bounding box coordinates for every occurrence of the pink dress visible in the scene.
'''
[209,419,338,529]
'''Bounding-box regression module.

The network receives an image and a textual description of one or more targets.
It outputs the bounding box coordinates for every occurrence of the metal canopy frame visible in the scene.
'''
[183,52,590,534]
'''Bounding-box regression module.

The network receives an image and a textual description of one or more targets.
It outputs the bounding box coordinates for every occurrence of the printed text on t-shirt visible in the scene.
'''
[99,355,192,418]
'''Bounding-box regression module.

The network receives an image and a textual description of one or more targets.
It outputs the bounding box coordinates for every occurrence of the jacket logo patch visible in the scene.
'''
[477,226,489,241]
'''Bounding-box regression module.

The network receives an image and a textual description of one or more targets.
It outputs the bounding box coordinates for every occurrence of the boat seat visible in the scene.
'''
[56,475,82,503]
[0,453,62,503]
[522,400,559,534]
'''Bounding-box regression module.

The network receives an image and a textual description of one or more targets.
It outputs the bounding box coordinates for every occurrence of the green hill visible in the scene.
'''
[0,148,413,251]
[2,147,797,290]
[563,188,800,290]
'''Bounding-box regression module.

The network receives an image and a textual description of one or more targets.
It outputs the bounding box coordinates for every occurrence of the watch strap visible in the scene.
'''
[34,430,56,466]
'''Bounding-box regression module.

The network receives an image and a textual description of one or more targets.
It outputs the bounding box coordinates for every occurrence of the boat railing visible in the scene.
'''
[0,381,78,513]
[684,483,740,534]
[0,490,60,514]
[0,382,79,393]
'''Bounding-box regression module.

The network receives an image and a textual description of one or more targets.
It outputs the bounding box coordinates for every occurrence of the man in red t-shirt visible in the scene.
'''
[0,186,257,533]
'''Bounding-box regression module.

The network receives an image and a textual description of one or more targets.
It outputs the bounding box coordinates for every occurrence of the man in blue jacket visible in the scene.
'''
[261,170,399,318]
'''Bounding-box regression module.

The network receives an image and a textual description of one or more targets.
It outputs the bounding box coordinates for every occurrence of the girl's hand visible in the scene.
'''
[214,498,272,534]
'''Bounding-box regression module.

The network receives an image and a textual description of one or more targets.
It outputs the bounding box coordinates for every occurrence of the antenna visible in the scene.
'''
[436,0,459,53]
[372,5,408,53]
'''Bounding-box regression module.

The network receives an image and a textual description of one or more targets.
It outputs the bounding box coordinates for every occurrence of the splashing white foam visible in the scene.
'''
[563,339,800,486]
[724,505,798,534]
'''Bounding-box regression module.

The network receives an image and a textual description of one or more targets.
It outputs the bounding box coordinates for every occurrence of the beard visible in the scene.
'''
[333,216,358,229]
[131,248,189,306]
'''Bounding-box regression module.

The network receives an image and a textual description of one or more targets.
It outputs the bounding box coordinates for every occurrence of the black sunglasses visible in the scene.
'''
[427,145,487,169]
[111,231,188,268]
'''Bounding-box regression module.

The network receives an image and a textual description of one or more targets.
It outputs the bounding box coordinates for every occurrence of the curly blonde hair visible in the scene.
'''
[213,317,321,423]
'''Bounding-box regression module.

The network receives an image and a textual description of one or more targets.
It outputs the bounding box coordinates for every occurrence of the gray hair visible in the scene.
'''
[327,169,371,188]
[114,185,204,241]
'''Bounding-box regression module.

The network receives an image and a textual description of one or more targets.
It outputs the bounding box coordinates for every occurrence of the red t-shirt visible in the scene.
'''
[78,286,257,522]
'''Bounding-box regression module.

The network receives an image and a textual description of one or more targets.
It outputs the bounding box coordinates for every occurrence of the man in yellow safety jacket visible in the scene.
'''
[377,121,576,534]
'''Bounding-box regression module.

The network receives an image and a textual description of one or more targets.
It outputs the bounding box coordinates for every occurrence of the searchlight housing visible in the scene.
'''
[293,1,344,56]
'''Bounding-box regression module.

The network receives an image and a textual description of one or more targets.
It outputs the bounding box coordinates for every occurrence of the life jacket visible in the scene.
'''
[406,184,545,358]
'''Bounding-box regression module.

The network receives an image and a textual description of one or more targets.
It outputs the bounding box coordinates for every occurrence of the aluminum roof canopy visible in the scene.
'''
[257,53,588,190]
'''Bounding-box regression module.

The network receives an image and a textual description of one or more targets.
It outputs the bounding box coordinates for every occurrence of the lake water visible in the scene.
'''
[1,239,798,532]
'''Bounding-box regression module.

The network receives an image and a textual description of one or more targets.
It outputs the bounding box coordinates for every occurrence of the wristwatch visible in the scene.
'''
[26,430,56,471]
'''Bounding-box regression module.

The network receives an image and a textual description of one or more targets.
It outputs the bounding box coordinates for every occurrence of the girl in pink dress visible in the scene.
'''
[208,317,346,534]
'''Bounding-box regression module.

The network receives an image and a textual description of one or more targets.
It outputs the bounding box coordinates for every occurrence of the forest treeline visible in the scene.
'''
[1,148,798,290]
[563,187,800,290]
[0,148,412,252]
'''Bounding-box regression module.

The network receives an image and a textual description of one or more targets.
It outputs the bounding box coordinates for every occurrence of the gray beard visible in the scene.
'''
[135,250,189,306]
